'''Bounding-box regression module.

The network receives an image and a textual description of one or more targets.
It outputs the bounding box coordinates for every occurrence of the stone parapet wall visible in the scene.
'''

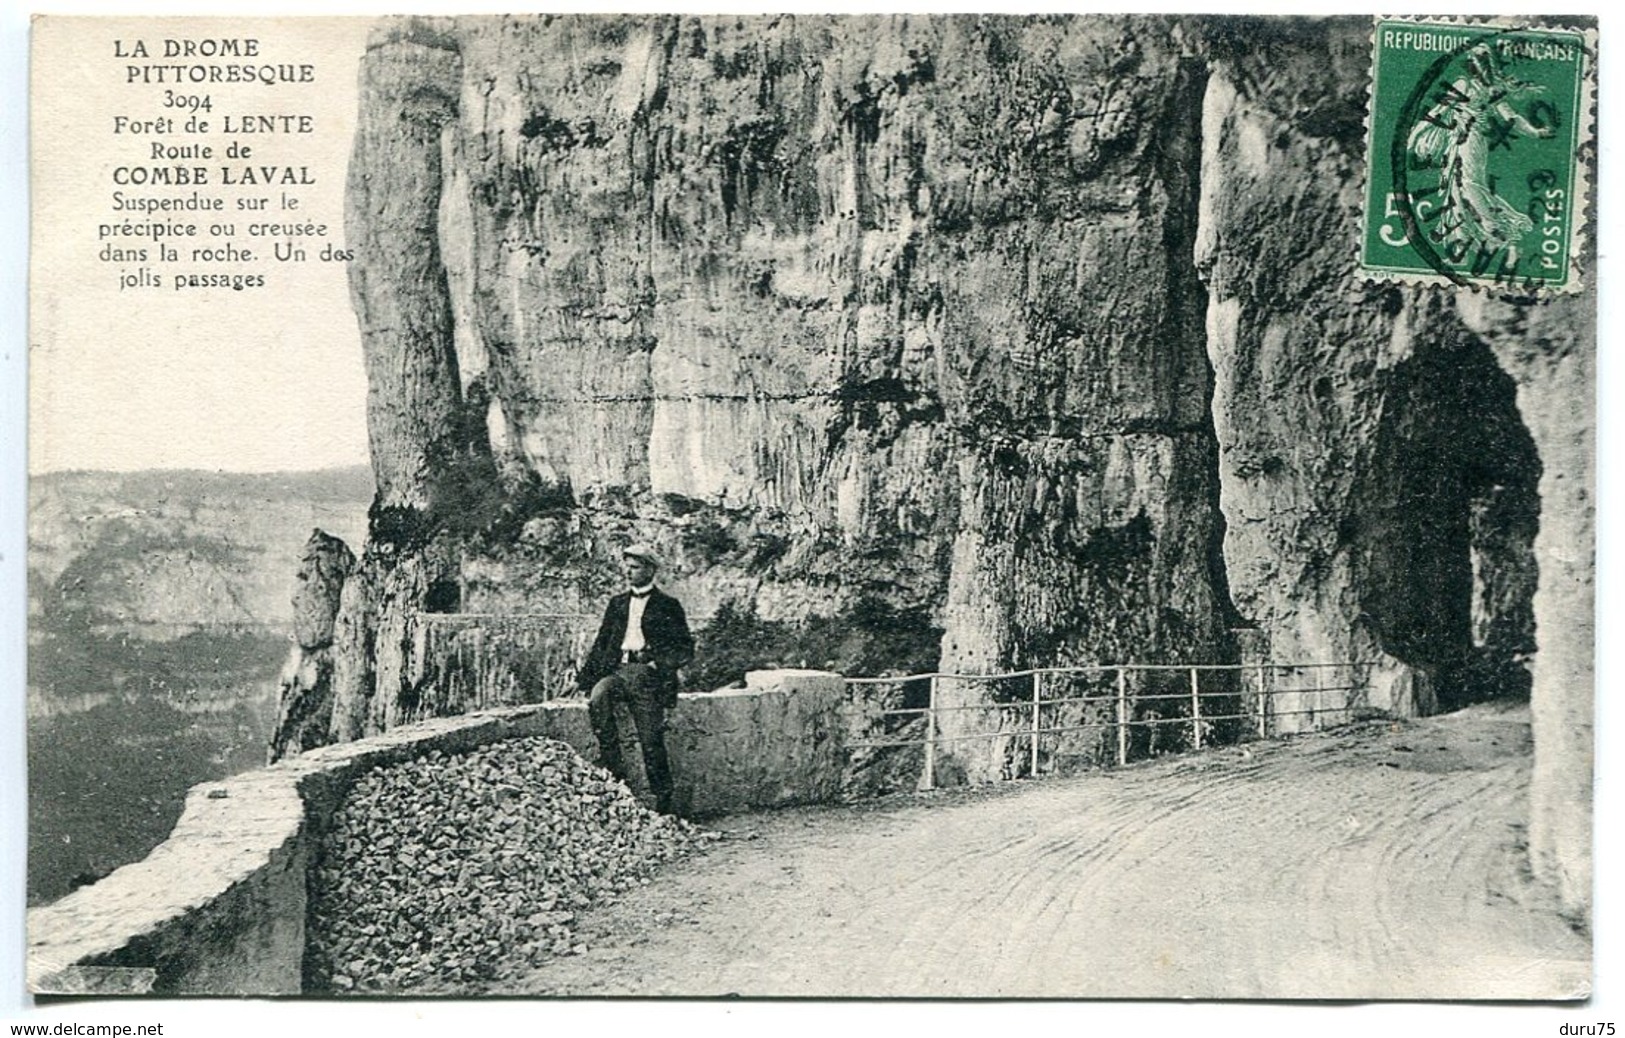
[672,671,847,816]
[28,671,844,996]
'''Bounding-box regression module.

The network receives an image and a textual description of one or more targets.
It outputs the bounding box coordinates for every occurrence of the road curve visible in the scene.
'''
[493,703,1589,999]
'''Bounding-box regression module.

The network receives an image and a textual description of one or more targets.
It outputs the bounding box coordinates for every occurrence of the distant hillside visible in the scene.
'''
[28,467,374,638]
[28,467,378,902]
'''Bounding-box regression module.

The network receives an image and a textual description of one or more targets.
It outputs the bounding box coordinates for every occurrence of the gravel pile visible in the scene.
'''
[307,737,712,993]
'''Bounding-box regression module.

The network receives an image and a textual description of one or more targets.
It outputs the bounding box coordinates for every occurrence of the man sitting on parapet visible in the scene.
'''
[576,542,695,815]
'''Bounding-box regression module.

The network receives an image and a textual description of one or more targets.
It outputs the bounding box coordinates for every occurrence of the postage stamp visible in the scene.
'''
[1360,18,1593,293]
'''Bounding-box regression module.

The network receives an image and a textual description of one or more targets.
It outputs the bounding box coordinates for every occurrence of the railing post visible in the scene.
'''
[1030,670,1042,779]
[1116,667,1128,767]
[923,674,938,791]
[1311,670,1322,729]
[1258,665,1270,739]
[1190,667,1202,751]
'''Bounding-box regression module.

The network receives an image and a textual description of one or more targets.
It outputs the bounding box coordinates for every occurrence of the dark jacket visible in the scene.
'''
[576,587,695,699]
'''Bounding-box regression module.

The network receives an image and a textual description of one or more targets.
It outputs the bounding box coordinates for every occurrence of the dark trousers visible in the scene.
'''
[587,663,674,813]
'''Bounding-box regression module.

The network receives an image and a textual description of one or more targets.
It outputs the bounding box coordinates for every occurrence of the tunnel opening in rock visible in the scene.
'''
[1361,334,1540,714]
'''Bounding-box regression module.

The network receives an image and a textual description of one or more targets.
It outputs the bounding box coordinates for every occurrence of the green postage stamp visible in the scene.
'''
[1361,19,1593,293]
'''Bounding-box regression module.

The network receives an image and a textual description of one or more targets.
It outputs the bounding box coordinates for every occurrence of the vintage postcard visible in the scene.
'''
[17,10,1601,1016]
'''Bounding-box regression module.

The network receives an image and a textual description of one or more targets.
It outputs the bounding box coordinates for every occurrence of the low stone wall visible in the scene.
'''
[27,670,845,996]
[507,670,849,817]
[671,670,847,815]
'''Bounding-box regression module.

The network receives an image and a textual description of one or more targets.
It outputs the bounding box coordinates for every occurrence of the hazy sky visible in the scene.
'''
[29,17,373,473]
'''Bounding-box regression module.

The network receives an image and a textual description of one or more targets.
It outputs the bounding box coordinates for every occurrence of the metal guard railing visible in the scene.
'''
[845,662,1376,789]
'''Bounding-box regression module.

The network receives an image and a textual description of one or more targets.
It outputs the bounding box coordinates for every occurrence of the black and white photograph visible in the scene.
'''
[8,6,1612,1025]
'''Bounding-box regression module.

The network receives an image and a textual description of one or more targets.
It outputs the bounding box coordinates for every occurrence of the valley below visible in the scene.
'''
[25,467,373,905]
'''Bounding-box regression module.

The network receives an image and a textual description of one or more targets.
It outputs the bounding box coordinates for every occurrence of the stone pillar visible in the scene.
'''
[345,18,465,518]
[333,20,502,739]
[269,530,356,762]
[1460,292,1596,922]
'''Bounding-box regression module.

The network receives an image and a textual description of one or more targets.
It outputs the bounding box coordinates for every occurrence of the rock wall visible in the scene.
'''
[1197,17,1589,917]
[1196,19,1547,723]
[328,14,1592,912]
[336,15,1235,783]
[923,23,1229,777]
[1460,291,1595,922]
[332,19,502,742]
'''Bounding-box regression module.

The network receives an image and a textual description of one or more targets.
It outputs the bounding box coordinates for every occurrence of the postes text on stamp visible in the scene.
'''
[1361,19,1591,293]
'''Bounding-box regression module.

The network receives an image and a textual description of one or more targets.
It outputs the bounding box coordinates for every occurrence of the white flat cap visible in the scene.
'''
[623,542,659,566]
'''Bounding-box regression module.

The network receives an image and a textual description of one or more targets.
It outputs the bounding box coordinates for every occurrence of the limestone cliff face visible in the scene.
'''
[330,14,1593,914]
[1196,20,1545,724]
[1197,18,1586,916]
[338,15,1238,783]
[1460,290,1595,923]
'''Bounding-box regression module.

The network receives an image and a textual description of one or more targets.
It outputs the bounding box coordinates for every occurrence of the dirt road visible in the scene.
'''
[492,703,1589,999]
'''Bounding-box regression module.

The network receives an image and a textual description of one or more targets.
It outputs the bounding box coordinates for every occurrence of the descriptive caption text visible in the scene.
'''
[98,36,350,294]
